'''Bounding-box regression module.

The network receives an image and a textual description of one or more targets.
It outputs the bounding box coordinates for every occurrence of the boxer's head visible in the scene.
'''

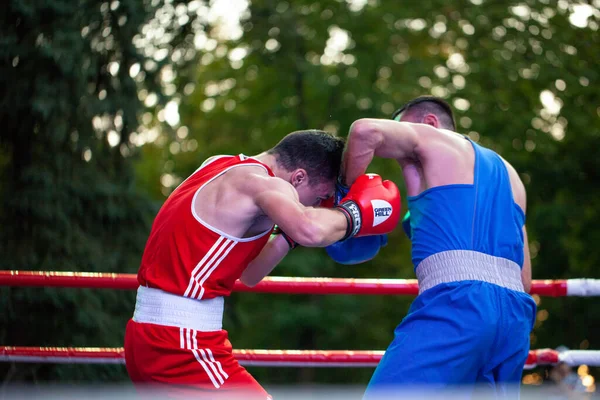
[392,96,456,131]
[269,129,345,206]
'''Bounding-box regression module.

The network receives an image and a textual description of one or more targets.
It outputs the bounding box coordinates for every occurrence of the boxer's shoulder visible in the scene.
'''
[226,166,294,201]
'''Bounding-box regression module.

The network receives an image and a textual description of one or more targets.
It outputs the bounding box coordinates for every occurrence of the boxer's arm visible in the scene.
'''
[254,178,348,247]
[343,119,422,185]
[240,234,289,287]
[503,158,532,293]
[522,226,532,293]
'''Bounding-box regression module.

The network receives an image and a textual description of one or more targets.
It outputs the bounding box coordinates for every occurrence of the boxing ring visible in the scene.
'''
[1,271,599,376]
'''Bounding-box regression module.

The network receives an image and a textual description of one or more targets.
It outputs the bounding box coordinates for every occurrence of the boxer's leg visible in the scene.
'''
[476,288,536,399]
[124,321,271,398]
[364,282,499,399]
[124,318,145,382]
[218,366,272,400]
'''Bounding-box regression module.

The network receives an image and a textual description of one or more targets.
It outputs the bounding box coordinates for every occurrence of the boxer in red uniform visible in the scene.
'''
[124,129,401,399]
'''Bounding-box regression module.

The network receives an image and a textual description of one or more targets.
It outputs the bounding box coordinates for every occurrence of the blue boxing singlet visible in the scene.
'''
[364,136,536,398]
[408,137,525,270]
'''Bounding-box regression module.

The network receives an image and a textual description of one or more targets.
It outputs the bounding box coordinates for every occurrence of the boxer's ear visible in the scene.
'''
[422,113,440,128]
[290,169,307,188]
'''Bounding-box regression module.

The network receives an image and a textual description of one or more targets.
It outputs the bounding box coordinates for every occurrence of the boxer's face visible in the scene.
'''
[289,168,335,206]
[296,182,334,207]
[295,178,335,207]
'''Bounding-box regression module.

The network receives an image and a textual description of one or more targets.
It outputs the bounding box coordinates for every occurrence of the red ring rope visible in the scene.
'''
[0,346,569,368]
[0,271,584,296]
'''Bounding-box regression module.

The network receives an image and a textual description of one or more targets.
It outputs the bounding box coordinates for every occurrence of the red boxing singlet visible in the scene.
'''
[126,155,275,398]
[137,154,275,299]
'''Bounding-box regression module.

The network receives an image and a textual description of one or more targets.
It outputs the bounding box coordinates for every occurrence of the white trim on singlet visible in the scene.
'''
[193,238,237,300]
[190,155,273,243]
[200,155,230,168]
[195,239,238,299]
[171,155,231,192]
[184,236,237,299]
[238,154,264,162]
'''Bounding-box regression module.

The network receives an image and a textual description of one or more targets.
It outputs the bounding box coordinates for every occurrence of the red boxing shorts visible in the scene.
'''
[124,319,272,400]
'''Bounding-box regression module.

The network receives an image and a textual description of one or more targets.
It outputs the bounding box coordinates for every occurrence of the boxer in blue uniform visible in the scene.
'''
[341,97,536,398]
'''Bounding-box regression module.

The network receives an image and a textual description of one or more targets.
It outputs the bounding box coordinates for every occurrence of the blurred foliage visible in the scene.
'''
[1,0,599,389]
[0,0,167,382]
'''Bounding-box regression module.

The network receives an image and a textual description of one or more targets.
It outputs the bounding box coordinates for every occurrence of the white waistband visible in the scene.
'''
[416,250,524,294]
[133,286,224,332]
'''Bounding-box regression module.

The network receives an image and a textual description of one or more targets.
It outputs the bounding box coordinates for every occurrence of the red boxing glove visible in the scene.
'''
[336,174,401,239]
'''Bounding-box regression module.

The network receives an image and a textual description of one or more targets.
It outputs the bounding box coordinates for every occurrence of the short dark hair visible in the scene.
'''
[391,96,456,131]
[268,130,345,184]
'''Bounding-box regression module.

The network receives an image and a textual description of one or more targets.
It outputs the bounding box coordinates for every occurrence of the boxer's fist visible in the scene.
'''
[336,174,401,239]
[326,234,388,265]
[326,177,389,260]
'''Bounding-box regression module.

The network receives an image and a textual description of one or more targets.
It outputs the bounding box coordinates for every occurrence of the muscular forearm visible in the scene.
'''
[344,119,422,185]
[241,207,349,285]
[240,235,289,287]
[521,262,532,293]
[292,208,348,247]
[522,226,532,293]
[343,146,375,186]
[342,121,379,185]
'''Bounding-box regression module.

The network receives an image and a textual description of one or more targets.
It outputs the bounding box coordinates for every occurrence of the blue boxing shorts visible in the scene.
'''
[364,251,536,399]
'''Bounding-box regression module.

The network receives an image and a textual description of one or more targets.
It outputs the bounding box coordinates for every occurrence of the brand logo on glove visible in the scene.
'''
[371,200,393,227]
[375,208,392,217]
[346,202,362,237]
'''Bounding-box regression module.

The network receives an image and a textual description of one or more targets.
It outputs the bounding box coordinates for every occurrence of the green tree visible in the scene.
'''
[0,0,169,382]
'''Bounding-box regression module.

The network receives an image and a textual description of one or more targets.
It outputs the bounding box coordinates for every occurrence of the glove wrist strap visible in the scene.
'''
[336,201,362,240]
